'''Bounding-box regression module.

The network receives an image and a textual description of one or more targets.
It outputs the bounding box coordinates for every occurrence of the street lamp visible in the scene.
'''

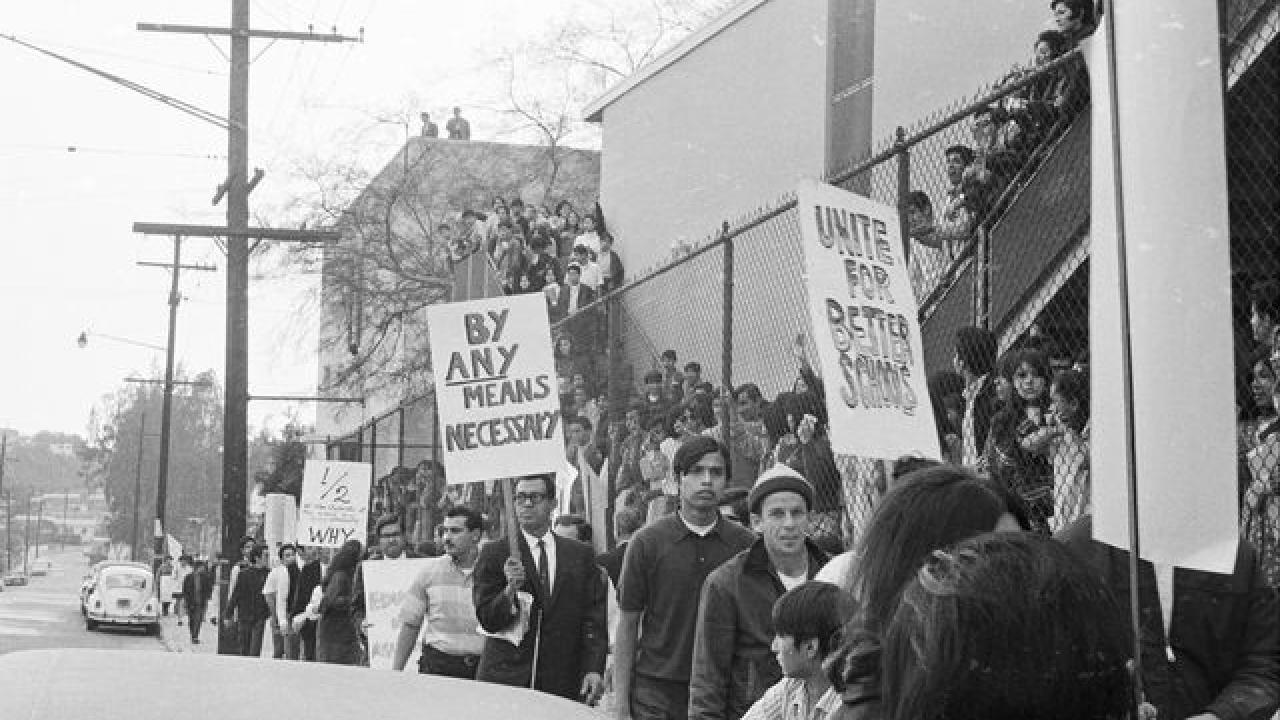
[76,330,165,352]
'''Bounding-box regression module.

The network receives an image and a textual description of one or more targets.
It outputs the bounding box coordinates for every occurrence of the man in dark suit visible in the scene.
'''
[474,473,608,703]
[286,545,326,661]
[181,560,214,644]
[553,264,598,353]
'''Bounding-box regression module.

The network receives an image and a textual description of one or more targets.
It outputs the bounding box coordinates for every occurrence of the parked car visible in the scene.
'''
[83,562,159,634]
[30,559,50,576]
[3,572,27,586]
[80,560,134,616]
[1,649,603,720]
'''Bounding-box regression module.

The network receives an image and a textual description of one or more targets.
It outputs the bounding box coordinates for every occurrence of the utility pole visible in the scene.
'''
[33,498,43,560]
[137,239,215,579]
[62,493,69,551]
[136,2,356,654]
[0,434,7,573]
[132,413,146,563]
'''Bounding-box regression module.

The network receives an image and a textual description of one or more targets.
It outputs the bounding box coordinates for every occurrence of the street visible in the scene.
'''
[0,546,165,656]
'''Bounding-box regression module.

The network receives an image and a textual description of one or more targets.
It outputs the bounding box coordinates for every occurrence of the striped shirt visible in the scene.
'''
[396,555,484,656]
[742,678,842,720]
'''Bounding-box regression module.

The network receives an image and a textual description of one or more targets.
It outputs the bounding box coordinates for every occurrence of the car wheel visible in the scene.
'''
[86,618,98,631]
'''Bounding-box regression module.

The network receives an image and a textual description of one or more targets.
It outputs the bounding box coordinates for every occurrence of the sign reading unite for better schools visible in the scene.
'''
[796,179,939,459]
[427,293,563,485]
[296,460,373,548]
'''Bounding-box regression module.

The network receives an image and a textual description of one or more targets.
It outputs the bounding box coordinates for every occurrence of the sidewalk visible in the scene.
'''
[157,608,219,654]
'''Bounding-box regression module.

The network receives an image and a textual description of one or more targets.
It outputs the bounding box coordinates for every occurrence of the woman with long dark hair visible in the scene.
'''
[316,539,365,665]
[984,348,1054,533]
[829,465,1023,715]
[878,533,1131,720]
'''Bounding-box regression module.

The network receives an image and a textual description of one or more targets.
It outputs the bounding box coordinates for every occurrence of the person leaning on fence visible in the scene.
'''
[953,326,1000,471]
[1243,346,1280,588]
[878,532,1133,720]
[983,348,1055,534]
[613,436,756,720]
[1058,515,1280,720]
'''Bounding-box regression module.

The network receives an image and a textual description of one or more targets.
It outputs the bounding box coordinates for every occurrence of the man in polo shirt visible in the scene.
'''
[392,507,486,677]
[614,436,757,720]
[689,466,829,720]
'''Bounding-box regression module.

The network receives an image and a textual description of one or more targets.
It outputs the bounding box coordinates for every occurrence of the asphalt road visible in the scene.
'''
[0,546,166,655]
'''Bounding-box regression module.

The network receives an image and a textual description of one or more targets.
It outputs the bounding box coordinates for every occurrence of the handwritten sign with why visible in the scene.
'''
[296,460,373,548]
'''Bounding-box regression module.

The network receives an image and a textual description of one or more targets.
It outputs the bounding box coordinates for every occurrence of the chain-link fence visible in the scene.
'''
[546,4,1280,566]
[325,3,1279,571]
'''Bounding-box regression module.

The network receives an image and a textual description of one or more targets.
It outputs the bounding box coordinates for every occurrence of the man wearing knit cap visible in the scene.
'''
[689,465,829,720]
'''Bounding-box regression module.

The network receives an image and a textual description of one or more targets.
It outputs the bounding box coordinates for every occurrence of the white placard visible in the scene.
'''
[296,460,373,548]
[796,178,940,459]
[427,293,564,485]
[1086,11,1238,573]
[360,558,431,671]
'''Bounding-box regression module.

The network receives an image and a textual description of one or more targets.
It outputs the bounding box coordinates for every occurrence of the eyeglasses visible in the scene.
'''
[514,492,548,505]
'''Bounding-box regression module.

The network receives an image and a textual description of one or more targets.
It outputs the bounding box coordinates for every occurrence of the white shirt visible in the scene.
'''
[578,261,602,290]
[567,284,583,314]
[961,374,988,468]
[521,529,557,594]
[262,564,292,628]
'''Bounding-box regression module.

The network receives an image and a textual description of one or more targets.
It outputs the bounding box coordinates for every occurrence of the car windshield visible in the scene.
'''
[101,574,148,590]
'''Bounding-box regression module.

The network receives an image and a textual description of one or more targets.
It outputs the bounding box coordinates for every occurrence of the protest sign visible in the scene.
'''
[361,558,431,670]
[1086,11,1238,573]
[427,293,564,485]
[796,178,939,459]
[296,460,372,548]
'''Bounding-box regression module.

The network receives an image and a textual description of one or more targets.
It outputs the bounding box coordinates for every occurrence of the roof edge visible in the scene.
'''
[583,0,772,122]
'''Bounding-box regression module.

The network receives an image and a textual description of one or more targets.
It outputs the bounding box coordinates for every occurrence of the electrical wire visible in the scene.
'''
[1,33,234,131]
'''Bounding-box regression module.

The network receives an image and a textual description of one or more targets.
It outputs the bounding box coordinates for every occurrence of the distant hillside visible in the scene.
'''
[0,429,87,496]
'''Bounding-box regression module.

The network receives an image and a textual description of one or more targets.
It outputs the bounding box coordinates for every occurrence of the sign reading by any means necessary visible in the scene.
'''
[796,178,939,460]
[426,293,564,485]
[296,460,373,547]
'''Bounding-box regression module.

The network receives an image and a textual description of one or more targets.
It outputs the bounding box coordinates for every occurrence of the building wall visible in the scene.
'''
[596,0,829,276]
[870,0,1050,144]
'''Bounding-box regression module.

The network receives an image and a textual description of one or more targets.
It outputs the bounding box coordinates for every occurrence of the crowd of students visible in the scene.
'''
[905,0,1095,296]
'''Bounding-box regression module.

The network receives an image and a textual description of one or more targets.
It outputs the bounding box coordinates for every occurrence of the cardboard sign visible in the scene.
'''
[1086,13,1238,573]
[427,294,564,485]
[360,558,431,671]
[296,460,372,548]
[796,179,940,459]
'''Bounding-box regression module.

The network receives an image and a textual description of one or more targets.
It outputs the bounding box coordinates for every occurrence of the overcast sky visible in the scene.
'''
[0,0,605,438]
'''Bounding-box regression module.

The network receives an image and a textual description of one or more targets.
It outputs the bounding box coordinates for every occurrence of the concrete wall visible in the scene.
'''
[595,0,829,276]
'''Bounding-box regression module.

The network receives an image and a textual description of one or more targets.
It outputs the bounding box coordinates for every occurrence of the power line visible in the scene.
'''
[0,142,224,160]
[1,33,232,131]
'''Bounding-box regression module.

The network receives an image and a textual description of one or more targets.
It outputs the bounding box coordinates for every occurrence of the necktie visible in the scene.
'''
[537,539,550,596]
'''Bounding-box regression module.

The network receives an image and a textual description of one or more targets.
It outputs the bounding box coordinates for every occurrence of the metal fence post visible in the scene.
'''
[975,225,990,329]
[720,221,738,484]
[894,126,912,262]
[604,293,622,548]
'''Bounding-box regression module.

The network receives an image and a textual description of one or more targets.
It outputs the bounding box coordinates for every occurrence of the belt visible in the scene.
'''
[424,645,480,666]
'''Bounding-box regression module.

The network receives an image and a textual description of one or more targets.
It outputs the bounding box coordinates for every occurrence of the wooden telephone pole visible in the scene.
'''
[137,1,354,653]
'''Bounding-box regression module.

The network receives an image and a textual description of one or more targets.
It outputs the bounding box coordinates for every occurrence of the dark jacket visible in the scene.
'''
[1060,517,1280,720]
[596,541,627,590]
[289,559,323,619]
[226,565,270,624]
[689,537,830,720]
[181,568,213,606]
[967,374,1001,460]
[473,533,609,700]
